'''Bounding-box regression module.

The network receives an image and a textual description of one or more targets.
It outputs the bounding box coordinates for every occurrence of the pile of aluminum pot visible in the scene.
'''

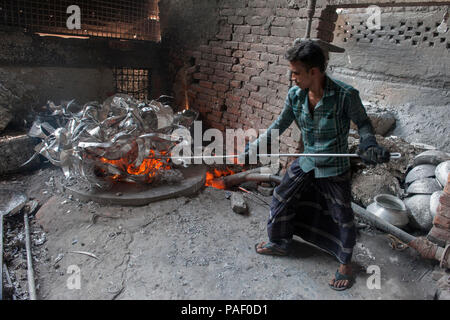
[403,150,450,231]
[25,94,197,190]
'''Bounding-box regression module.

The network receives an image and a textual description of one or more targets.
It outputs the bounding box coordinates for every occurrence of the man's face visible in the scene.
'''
[289,61,313,90]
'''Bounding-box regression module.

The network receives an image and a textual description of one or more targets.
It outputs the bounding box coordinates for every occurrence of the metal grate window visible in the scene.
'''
[0,0,160,41]
[113,67,151,100]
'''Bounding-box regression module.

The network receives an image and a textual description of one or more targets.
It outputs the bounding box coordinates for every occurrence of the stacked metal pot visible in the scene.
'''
[403,150,450,231]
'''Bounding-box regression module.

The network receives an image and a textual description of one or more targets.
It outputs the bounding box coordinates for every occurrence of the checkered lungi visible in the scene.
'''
[268,159,356,264]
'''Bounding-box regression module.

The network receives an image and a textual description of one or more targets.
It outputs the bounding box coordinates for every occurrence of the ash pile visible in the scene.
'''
[26,94,198,191]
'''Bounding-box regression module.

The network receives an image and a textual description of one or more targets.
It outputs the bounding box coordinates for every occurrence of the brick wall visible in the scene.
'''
[161,0,326,154]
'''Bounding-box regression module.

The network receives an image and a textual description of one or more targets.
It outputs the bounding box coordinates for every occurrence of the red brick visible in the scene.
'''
[250,43,267,53]
[260,53,278,63]
[215,69,234,80]
[244,83,258,92]
[244,67,260,77]
[268,64,288,75]
[224,41,239,49]
[232,65,244,73]
[272,17,289,27]
[212,47,228,56]
[260,71,280,82]
[196,86,217,97]
[210,75,230,85]
[214,83,229,92]
[241,104,254,114]
[243,51,260,60]
[234,73,250,82]
[217,56,234,64]
[245,16,267,26]
[243,34,262,43]
[251,26,270,36]
[199,81,213,89]
[250,91,267,103]
[238,42,251,50]
[233,88,250,98]
[271,26,290,37]
[251,76,268,87]
[247,98,263,109]
[236,8,249,16]
[230,80,242,88]
[267,44,286,55]
[228,16,244,25]
[199,45,211,53]
[200,66,214,75]
[234,25,252,34]
[193,73,208,81]
[217,62,233,71]
[233,50,244,58]
[217,33,232,41]
[196,58,209,67]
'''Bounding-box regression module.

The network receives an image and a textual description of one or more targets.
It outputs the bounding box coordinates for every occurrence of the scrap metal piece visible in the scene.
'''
[27,94,191,189]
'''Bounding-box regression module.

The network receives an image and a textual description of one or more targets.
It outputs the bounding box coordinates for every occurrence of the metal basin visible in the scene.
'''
[405,164,436,184]
[414,150,450,166]
[366,194,409,228]
[435,161,450,188]
[430,190,444,217]
[406,178,442,195]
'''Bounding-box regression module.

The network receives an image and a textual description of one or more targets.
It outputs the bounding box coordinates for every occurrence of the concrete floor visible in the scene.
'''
[22,167,437,300]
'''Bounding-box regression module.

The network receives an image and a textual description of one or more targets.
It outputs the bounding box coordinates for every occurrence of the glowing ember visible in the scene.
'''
[100,150,171,182]
[205,168,235,189]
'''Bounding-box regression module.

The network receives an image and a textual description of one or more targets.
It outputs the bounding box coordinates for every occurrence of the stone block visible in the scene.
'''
[231,191,248,215]
[0,134,41,175]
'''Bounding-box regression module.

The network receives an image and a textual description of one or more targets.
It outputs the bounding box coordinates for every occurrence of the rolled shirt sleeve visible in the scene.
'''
[249,87,296,151]
[345,89,375,144]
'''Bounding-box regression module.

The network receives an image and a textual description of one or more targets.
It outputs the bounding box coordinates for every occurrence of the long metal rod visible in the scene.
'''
[0,215,3,300]
[24,213,37,300]
[3,263,15,300]
[166,152,401,160]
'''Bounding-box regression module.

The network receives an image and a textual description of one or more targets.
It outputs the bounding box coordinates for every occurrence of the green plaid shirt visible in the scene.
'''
[253,75,374,178]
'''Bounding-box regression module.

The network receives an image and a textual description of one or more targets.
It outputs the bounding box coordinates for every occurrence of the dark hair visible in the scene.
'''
[284,40,326,73]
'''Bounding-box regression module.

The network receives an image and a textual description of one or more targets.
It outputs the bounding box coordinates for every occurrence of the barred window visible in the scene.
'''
[113,67,151,100]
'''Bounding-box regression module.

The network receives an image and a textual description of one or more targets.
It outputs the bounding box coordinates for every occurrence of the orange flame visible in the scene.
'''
[205,168,235,189]
[100,150,171,182]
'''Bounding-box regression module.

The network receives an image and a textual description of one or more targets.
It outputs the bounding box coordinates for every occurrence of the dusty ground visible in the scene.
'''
[1,164,445,300]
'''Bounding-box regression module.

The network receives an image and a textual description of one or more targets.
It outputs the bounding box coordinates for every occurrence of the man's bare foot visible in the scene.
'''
[329,264,353,290]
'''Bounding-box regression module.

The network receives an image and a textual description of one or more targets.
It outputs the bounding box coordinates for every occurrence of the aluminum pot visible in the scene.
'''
[404,194,433,231]
[366,194,409,228]
[405,164,436,185]
[413,150,450,166]
[435,161,450,188]
[406,177,442,195]
[430,190,444,217]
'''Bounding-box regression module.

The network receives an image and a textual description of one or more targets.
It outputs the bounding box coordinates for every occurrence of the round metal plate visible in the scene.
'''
[62,165,207,206]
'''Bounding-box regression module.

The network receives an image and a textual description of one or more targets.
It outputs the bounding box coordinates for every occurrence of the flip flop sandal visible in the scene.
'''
[254,241,289,256]
[329,270,353,291]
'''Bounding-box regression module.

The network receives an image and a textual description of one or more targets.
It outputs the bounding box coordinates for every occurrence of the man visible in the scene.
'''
[245,40,390,290]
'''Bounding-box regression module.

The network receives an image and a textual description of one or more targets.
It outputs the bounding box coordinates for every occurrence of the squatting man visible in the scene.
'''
[242,40,390,291]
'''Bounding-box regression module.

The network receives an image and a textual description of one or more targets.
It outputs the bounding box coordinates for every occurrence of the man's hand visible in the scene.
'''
[357,145,390,165]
